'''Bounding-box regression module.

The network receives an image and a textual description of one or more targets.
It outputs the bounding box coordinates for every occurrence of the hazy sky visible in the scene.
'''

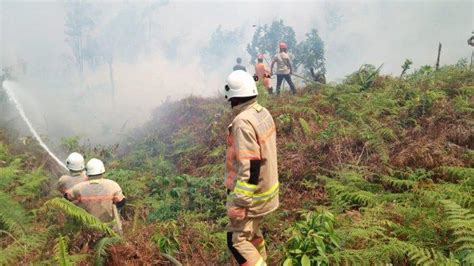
[1,0,472,143]
[2,1,472,78]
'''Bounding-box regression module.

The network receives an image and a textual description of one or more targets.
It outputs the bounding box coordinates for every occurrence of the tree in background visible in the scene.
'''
[96,5,147,99]
[65,2,164,99]
[294,29,326,83]
[246,20,297,64]
[64,0,98,79]
[201,25,244,71]
[247,21,326,83]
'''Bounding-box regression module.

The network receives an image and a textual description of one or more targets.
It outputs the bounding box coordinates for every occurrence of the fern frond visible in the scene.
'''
[437,166,474,182]
[299,118,312,137]
[328,250,366,265]
[94,236,122,266]
[441,200,474,263]
[0,192,30,236]
[44,198,118,237]
[0,230,48,265]
[406,245,459,265]
[322,176,376,207]
[381,175,416,191]
[54,234,73,266]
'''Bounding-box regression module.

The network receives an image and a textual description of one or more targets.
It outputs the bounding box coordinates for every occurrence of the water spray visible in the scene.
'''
[1,80,68,170]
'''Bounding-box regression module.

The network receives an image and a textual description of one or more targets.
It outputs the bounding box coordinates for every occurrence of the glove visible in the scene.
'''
[227,206,247,221]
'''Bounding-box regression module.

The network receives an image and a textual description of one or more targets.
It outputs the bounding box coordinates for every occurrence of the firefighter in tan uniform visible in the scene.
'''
[270,42,296,95]
[223,70,279,266]
[67,158,126,233]
[58,152,88,196]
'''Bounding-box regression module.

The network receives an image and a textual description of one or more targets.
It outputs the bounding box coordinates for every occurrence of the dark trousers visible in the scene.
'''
[276,74,296,95]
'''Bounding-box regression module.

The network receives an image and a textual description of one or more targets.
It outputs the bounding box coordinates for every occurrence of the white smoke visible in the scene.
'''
[0,0,472,144]
[2,80,68,170]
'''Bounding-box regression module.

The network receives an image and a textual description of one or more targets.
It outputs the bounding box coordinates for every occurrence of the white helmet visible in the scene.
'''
[66,152,85,171]
[224,70,258,100]
[86,158,105,176]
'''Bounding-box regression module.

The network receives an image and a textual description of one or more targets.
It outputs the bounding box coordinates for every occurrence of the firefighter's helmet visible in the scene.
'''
[224,70,258,100]
[66,152,85,171]
[86,158,105,176]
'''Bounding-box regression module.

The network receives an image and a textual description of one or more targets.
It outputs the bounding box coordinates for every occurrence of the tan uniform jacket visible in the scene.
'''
[225,99,279,217]
[68,178,125,223]
[58,172,88,194]
[272,52,291,75]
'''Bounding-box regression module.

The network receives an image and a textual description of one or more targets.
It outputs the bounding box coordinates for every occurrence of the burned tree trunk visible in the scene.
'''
[435,43,442,71]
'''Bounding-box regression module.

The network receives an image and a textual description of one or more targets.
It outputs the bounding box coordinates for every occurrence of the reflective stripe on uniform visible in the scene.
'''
[234,180,257,197]
[252,182,279,204]
[255,257,266,266]
[231,182,279,205]
[78,195,115,201]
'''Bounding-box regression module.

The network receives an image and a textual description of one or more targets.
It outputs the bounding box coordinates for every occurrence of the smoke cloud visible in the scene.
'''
[1,0,472,145]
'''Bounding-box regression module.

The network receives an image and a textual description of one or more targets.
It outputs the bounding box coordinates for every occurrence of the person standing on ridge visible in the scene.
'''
[254,54,273,94]
[223,70,279,266]
[58,152,88,196]
[67,158,126,233]
[270,42,296,95]
[233,57,247,72]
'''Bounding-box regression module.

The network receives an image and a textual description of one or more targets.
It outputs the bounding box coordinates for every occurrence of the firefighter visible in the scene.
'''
[223,70,279,266]
[270,42,296,95]
[254,54,273,94]
[67,158,126,233]
[58,152,88,196]
[233,57,247,72]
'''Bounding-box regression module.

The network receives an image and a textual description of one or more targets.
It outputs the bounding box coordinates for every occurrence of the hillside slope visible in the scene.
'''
[0,63,473,265]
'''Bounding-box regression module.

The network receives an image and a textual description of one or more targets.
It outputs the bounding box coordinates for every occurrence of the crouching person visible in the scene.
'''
[58,152,88,196]
[67,158,126,234]
[223,70,280,266]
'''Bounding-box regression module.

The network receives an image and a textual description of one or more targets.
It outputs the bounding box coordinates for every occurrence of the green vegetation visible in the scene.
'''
[0,63,472,264]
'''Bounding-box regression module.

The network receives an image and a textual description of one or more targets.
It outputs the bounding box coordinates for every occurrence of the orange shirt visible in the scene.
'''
[255,63,271,88]
[255,63,269,80]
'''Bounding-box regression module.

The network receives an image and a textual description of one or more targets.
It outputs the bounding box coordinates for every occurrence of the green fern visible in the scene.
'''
[327,249,366,265]
[299,118,312,137]
[406,244,459,265]
[0,191,30,236]
[321,176,376,208]
[14,168,48,200]
[416,181,474,209]
[43,198,118,237]
[0,230,49,265]
[54,234,73,266]
[437,166,474,182]
[94,236,122,266]
[441,200,474,264]
[380,175,416,191]
[0,158,22,191]
[440,200,474,248]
